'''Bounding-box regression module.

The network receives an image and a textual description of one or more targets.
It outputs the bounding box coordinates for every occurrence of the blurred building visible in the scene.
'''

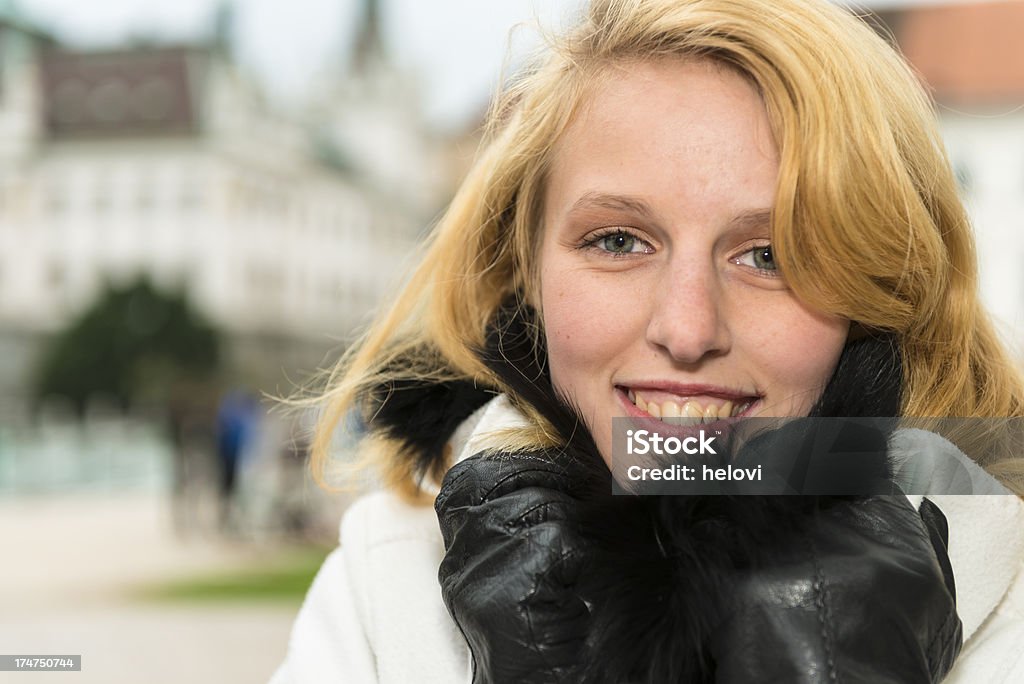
[870,0,1024,347]
[2,0,1020,407]
[0,0,450,398]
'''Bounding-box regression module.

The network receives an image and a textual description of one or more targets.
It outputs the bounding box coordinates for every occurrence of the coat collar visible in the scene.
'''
[908,490,1024,641]
[894,428,1024,641]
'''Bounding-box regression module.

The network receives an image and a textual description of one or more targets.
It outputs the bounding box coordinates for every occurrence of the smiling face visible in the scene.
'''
[539,58,849,464]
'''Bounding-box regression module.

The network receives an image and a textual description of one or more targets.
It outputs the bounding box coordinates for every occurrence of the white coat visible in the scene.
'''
[271,396,1024,683]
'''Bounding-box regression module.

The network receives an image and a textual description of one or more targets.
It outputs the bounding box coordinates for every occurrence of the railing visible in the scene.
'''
[0,416,171,495]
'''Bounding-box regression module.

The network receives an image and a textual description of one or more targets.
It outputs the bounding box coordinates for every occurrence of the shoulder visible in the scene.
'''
[945,562,1024,683]
[343,491,473,681]
[889,428,1011,495]
[340,393,527,552]
[273,395,520,684]
[340,490,443,552]
[915,491,1024,682]
[891,428,1024,643]
[894,429,1024,677]
[922,494,1024,634]
[275,490,471,683]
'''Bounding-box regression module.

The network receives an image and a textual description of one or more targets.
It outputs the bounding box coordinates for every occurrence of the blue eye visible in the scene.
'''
[583,229,653,255]
[736,245,778,272]
[602,233,637,253]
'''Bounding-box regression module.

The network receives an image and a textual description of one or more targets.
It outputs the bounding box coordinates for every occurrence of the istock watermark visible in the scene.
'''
[625,428,718,456]
[610,416,1021,495]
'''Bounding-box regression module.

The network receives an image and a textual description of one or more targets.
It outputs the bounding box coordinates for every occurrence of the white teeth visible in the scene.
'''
[719,401,734,419]
[629,391,753,422]
[662,400,681,418]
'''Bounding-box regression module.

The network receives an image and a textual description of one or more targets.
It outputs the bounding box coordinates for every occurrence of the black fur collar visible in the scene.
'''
[366,377,493,486]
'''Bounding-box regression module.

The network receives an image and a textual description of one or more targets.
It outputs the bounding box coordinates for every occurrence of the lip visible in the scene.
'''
[612,388,758,471]
[616,382,761,407]
[614,386,760,434]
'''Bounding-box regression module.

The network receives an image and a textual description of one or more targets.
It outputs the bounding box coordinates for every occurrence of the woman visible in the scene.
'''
[273,0,1024,681]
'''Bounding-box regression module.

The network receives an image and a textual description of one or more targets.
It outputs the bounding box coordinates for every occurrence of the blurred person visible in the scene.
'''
[274,413,316,538]
[167,380,219,536]
[215,388,258,534]
[273,0,1024,682]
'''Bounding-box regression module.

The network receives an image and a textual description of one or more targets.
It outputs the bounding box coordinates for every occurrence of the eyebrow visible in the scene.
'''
[569,192,657,219]
[729,208,773,231]
[569,192,773,231]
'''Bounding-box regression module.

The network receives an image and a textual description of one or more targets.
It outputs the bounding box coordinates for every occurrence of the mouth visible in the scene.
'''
[617,385,760,426]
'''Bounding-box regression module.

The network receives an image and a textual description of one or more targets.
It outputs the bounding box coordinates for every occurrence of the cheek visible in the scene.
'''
[753,305,849,410]
[540,264,640,397]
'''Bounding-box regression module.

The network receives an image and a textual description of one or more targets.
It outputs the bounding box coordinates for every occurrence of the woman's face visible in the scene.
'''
[539,59,849,464]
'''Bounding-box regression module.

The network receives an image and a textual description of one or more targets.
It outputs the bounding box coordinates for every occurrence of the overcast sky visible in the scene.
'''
[20,0,961,130]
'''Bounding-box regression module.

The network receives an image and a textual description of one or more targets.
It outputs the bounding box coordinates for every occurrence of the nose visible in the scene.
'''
[645,260,731,364]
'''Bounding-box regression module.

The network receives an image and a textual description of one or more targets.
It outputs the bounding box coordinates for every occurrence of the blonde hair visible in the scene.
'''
[310,0,1024,499]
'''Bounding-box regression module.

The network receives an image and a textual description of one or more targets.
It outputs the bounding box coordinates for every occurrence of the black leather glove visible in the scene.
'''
[438,449,962,684]
[435,451,595,684]
[706,496,962,683]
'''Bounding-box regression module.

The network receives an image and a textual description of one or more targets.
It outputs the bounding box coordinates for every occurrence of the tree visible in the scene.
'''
[33,277,221,413]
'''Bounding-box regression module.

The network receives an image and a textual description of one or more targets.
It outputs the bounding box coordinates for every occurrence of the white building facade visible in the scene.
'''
[884,0,1024,353]
[0,7,447,397]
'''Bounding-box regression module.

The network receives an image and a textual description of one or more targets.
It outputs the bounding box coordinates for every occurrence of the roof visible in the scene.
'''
[39,45,207,139]
[896,1,1024,106]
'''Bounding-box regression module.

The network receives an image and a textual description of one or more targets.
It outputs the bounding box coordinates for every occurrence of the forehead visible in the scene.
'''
[544,58,778,220]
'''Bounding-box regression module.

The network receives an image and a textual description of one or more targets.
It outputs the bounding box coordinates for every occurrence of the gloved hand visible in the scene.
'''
[436,451,962,684]
[706,496,962,683]
[435,451,596,684]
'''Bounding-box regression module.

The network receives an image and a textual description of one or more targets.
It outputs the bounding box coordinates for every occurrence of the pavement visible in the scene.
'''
[0,491,342,683]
